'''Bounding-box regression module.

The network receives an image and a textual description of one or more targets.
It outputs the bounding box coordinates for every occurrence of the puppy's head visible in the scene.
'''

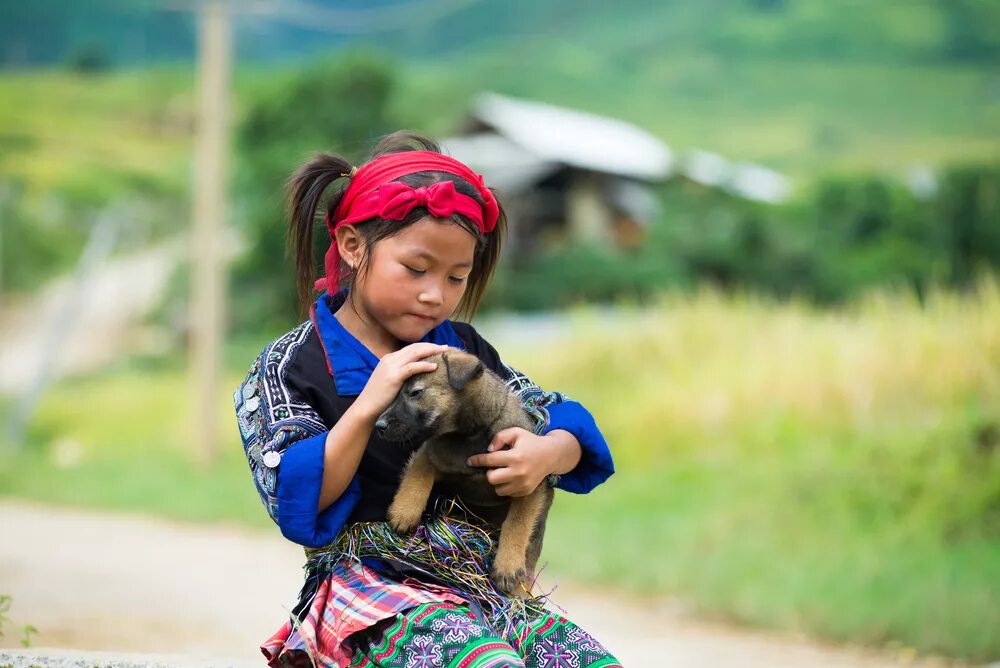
[374,349,485,444]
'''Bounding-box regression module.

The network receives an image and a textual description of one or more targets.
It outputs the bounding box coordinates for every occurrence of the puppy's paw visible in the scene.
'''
[387,502,422,534]
[492,566,529,598]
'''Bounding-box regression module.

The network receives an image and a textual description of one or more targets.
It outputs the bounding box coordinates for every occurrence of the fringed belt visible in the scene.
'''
[296,498,551,644]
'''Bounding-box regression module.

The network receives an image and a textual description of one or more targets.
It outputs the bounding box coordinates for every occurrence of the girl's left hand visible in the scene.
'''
[466,427,563,497]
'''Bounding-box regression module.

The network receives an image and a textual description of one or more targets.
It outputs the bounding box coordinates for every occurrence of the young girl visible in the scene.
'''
[234,132,620,668]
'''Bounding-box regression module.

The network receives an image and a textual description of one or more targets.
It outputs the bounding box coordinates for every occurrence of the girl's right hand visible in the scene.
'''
[354,342,450,421]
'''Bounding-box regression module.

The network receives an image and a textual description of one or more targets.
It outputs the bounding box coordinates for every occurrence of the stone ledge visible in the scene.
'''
[0,649,261,668]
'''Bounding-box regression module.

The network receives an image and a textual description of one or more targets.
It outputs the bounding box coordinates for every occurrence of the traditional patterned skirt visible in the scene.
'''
[261,501,622,668]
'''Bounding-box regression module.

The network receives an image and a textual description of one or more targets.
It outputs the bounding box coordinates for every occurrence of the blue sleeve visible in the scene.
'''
[542,400,615,494]
[276,431,362,548]
[234,343,361,548]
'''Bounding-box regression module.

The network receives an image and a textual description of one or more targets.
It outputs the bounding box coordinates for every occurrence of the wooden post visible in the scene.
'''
[190,0,230,467]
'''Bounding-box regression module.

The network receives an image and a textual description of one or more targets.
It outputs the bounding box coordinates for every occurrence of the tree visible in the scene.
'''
[230,52,398,332]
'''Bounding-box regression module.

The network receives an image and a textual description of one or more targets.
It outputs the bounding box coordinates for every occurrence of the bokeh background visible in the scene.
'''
[1,0,998,664]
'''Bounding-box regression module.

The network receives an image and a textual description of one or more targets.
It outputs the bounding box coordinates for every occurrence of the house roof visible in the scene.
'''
[443,93,791,204]
[467,92,674,181]
[683,149,791,203]
[440,132,560,192]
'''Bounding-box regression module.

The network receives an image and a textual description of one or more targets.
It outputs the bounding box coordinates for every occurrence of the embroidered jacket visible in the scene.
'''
[234,290,615,548]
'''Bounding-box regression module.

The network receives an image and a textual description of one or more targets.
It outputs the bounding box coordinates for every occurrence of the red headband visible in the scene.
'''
[315,151,499,294]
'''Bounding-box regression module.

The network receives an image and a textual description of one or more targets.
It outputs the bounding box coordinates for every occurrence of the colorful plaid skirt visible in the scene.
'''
[261,503,622,667]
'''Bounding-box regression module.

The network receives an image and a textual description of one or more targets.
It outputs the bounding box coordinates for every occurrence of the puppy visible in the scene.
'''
[377,349,554,597]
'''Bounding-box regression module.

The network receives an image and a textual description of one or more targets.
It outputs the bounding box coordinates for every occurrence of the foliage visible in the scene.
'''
[229,52,399,332]
[0,69,192,295]
[937,163,1000,286]
[0,594,38,648]
[488,164,1000,310]
[0,181,83,293]
[65,42,111,74]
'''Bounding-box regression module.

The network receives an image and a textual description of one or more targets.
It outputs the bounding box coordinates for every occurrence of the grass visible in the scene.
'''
[2,284,998,660]
[0,68,194,204]
[506,282,1000,661]
[0,360,272,530]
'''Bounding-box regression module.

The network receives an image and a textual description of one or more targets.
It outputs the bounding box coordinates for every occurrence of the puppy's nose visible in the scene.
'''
[375,416,389,433]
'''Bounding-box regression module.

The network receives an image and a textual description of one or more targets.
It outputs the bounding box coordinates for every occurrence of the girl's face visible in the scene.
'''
[351,216,478,345]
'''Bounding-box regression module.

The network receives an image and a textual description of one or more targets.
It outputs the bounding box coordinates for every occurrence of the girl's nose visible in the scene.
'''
[418,285,443,305]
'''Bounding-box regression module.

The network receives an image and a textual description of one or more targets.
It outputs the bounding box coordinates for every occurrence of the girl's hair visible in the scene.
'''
[286,131,506,321]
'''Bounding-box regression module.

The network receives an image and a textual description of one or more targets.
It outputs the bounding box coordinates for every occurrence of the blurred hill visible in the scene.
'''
[2,0,999,189]
[3,0,998,68]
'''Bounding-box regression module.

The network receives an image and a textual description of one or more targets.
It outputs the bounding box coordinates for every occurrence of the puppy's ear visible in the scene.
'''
[443,352,484,391]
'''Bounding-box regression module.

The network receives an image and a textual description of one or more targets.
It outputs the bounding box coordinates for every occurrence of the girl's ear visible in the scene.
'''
[334,225,364,269]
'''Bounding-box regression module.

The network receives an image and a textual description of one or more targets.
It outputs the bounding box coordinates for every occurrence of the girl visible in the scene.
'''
[234,132,620,668]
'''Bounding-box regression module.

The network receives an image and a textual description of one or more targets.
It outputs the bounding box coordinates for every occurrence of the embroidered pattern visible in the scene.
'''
[337,602,622,668]
[405,634,444,668]
[499,363,568,435]
[430,610,485,643]
[234,320,327,523]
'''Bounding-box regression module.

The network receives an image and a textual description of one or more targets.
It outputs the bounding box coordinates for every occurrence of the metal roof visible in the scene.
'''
[683,150,791,203]
[469,92,674,181]
[440,133,560,192]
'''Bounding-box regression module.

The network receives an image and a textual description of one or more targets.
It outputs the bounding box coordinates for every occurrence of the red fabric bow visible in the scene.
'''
[375,181,483,224]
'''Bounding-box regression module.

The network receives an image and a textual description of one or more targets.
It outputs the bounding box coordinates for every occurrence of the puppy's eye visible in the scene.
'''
[407,387,424,398]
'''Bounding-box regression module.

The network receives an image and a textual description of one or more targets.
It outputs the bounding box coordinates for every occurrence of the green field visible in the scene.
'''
[2,283,998,661]
[0,69,193,204]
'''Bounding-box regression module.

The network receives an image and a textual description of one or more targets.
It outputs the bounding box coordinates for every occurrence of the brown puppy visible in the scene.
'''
[377,349,554,597]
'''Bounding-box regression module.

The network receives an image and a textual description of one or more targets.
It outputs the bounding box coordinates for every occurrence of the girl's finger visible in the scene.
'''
[399,342,451,361]
[472,450,514,468]
[489,430,514,447]
[402,361,438,378]
[497,483,530,497]
[485,467,511,486]
[492,427,523,441]
[467,452,503,468]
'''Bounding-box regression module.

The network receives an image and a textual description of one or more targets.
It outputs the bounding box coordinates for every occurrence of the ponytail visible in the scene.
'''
[285,152,353,317]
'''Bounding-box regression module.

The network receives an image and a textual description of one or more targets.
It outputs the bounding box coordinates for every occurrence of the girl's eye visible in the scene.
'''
[408,387,424,398]
[449,276,468,284]
[404,265,426,276]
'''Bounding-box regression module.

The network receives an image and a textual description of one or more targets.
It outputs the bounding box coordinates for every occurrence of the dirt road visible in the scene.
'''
[0,500,956,667]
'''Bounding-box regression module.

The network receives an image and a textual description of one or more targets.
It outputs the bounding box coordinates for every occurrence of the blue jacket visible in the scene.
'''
[234,291,615,547]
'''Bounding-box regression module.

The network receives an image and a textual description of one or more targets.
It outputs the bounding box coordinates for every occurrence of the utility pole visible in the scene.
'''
[190,0,230,467]
[182,0,475,467]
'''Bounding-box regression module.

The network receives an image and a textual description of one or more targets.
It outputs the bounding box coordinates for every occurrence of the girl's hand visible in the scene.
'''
[466,427,579,497]
[354,343,450,421]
